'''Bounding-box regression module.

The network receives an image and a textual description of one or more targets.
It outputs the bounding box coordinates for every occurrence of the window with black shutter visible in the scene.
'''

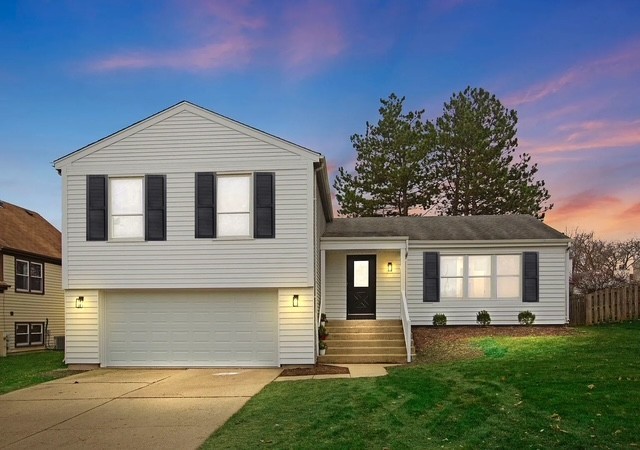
[423,252,440,302]
[523,252,539,302]
[254,172,275,238]
[145,175,166,241]
[195,172,216,238]
[86,175,108,241]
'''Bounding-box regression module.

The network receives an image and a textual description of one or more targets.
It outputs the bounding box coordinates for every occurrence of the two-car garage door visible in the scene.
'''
[105,290,278,367]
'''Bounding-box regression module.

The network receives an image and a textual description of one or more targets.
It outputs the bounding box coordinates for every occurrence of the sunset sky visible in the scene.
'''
[1,0,639,240]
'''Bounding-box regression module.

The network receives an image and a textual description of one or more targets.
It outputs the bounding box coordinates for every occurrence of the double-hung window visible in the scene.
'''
[195,172,275,239]
[217,174,251,237]
[15,259,43,294]
[110,177,144,239]
[86,174,166,241]
[438,254,521,300]
[15,322,44,347]
[440,256,463,298]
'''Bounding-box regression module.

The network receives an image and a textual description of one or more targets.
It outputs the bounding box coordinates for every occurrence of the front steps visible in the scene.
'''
[318,319,414,364]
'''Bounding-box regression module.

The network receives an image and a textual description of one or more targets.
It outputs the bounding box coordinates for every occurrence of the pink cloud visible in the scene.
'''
[88,37,254,72]
[281,1,346,70]
[506,39,640,106]
[85,1,348,75]
[520,119,640,154]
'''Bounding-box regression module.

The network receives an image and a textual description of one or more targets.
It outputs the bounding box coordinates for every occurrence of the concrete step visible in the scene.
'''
[326,332,405,341]
[324,319,402,327]
[318,354,408,364]
[325,346,406,355]
[325,325,403,334]
[327,339,407,348]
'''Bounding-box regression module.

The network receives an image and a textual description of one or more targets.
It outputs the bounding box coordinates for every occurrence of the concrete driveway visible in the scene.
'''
[0,368,281,449]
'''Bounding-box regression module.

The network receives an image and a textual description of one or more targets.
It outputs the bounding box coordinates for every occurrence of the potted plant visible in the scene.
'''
[319,340,327,356]
[320,313,327,327]
[318,324,328,341]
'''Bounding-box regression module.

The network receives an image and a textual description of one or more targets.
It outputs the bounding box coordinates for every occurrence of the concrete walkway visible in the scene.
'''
[274,364,393,381]
[0,368,281,449]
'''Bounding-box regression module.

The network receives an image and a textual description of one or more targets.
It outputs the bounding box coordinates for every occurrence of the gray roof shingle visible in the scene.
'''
[323,215,568,241]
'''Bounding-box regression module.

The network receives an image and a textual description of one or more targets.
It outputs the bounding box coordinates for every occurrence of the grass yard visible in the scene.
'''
[203,321,640,449]
[0,350,67,395]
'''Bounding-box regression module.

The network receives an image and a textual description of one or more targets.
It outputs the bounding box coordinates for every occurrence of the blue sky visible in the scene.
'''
[1,0,639,239]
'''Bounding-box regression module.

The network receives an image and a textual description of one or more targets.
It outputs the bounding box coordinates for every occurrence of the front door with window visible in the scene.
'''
[346,255,376,320]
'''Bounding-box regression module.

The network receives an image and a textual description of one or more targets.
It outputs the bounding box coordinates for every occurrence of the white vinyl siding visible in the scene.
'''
[407,245,569,325]
[64,290,100,365]
[104,290,278,367]
[325,250,401,320]
[61,110,315,289]
[278,287,315,364]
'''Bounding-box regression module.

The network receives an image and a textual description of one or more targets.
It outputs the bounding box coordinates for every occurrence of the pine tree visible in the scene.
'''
[334,93,435,216]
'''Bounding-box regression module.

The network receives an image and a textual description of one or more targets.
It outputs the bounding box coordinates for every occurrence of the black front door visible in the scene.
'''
[346,255,376,320]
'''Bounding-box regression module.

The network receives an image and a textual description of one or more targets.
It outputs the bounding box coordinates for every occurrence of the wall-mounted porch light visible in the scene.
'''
[292,295,299,307]
[387,262,393,273]
[75,296,84,309]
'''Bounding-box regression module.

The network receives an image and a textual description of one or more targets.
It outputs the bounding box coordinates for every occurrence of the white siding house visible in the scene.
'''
[54,102,570,368]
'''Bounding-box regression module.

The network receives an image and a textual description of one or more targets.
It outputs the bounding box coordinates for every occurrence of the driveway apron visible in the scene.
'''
[0,368,280,449]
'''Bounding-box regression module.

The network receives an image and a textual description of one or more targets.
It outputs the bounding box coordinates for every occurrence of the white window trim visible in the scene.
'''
[216,172,253,239]
[15,322,44,347]
[15,259,43,294]
[108,176,145,242]
[440,254,522,300]
[15,259,29,293]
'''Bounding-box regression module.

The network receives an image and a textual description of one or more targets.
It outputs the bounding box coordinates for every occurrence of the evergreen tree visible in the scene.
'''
[431,86,552,218]
[334,93,434,216]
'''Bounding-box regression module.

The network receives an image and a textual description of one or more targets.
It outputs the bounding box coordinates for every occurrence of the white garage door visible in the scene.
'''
[105,290,278,367]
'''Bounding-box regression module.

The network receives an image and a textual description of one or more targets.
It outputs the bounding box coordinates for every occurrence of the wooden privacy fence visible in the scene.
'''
[570,285,640,325]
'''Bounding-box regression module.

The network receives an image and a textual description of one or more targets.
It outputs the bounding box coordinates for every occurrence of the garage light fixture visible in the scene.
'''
[387,262,393,273]
[292,295,299,307]
[75,296,84,309]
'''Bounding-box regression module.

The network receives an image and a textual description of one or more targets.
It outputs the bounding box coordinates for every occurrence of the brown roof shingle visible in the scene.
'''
[0,200,61,260]
[323,215,568,241]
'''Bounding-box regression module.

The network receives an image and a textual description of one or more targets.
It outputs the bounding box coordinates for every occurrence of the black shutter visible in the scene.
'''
[195,173,216,238]
[423,252,440,302]
[523,252,539,302]
[86,175,107,241]
[145,175,166,241]
[254,172,275,238]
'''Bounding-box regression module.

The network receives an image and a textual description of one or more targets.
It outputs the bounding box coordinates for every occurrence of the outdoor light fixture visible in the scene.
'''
[75,296,84,309]
[388,262,393,273]
[293,295,299,307]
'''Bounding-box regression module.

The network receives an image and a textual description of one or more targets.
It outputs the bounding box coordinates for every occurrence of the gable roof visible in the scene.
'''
[53,101,322,168]
[323,215,568,241]
[0,200,61,260]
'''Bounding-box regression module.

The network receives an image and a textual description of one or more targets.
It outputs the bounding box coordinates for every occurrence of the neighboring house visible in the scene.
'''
[53,101,570,368]
[0,201,64,357]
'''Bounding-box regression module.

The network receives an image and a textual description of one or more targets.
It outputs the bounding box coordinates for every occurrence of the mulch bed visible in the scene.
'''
[413,325,576,363]
[280,364,350,377]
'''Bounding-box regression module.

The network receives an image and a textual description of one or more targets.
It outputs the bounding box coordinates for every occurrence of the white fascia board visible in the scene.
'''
[409,239,571,249]
[321,237,409,251]
[54,101,322,169]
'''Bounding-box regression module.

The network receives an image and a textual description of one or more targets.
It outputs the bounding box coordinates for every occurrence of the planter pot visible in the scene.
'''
[319,349,326,356]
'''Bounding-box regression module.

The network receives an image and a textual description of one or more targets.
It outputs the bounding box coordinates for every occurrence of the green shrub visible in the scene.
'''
[432,313,447,326]
[518,310,536,325]
[476,310,491,326]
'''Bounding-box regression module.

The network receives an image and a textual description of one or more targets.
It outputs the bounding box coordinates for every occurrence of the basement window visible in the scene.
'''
[15,322,44,347]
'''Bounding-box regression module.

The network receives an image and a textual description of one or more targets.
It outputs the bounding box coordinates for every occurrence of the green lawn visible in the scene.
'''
[203,321,640,449]
[0,350,66,395]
